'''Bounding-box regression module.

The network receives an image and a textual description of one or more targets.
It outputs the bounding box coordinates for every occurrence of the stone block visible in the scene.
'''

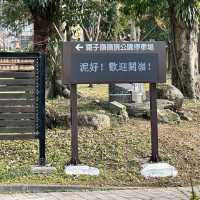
[64,165,99,176]
[141,162,178,177]
[109,101,126,115]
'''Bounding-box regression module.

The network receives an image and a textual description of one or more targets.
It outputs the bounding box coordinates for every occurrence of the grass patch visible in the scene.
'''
[0,84,200,187]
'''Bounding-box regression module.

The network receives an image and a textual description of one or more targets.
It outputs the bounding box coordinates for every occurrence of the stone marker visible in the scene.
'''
[132,83,145,103]
[141,162,178,178]
[109,84,133,103]
[109,83,145,104]
[64,165,99,176]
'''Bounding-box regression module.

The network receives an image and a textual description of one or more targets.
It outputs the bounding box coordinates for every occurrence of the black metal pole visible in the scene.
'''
[149,83,159,162]
[38,52,46,166]
[70,84,80,165]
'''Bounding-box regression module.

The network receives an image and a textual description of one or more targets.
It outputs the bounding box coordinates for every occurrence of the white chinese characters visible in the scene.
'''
[78,43,155,52]
[80,62,152,73]
[80,62,104,73]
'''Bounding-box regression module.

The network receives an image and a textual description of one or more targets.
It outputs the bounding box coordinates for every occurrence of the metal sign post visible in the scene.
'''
[63,41,166,165]
[38,53,46,166]
[70,84,80,165]
[150,83,159,162]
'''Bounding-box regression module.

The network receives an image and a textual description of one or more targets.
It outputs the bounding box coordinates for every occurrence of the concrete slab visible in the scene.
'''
[141,162,178,177]
[64,165,99,176]
[31,165,56,174]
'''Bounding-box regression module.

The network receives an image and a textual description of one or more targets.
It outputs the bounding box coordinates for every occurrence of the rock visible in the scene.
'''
[62,87,87,99]
[93,99,100,104]
[125,102,150,117]
[79,112,111,130]
[177,110,193,121]
[157,83,184,110]
[62,88,71,98]
[109,101,126,115]
[117,110,129,123]
[46,107,57,129]
[147,109,181,123]
[125,99,174,117]
[157,99,175,110]
[46,105,110,130]
[109,101,129,122]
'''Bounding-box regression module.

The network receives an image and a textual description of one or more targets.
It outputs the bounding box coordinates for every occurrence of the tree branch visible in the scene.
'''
[95,13,102,41]
[53,22,64,41]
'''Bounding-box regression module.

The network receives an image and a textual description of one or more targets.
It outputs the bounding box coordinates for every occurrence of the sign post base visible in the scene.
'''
[31,165,56,175]
[140,162,178,178]
[64,165,99,176]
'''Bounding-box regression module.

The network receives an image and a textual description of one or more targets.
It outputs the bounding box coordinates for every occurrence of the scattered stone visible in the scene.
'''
[147,109,181,123]
[177,110,193,121]
[157,99,175,110]
[46,107,57,129]
[64,165,99,176]
[62,88,71,98]
[31,165,56,174]
[46,104,110,130]
[93,99,100,104]
[157,83,184,110]
[117,110,129,123]
[109,83,133,103]
[141,162,178,178]
[109,101,126,115]
[62,86,87,99]
[79,112,111,130]
[125,102,150,117]
[125,99,174,118]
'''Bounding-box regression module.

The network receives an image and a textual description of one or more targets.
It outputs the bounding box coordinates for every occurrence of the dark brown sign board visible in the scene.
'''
[62,41,166,84]
[62,41,167,165]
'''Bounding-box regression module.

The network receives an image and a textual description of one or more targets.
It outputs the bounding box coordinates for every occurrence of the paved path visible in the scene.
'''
[0,187,200,200]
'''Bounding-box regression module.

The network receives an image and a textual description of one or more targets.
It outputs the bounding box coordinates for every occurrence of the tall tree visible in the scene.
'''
[1,0,62,52]
[62,0,118,41]
[23,0,62,52]
[1,0,120,95]
[168,0,199,98]
[121,0,200,98]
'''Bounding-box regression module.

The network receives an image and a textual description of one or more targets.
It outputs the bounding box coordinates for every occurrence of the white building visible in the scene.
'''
[0,0,33,51]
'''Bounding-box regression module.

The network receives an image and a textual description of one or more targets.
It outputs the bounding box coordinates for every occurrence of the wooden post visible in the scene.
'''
[70,84,80,165]
[38,52,46,166]
[149,83,159,162]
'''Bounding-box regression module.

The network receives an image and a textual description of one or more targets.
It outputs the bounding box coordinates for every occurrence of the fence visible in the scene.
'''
[0,52,46,165]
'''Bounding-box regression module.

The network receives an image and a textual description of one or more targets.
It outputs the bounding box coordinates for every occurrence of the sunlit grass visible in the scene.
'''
[78,84,108,101]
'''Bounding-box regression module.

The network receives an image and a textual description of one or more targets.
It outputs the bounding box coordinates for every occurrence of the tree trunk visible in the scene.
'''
[32,15,57,98]
[130,20,140,41]
[170,9,200,98]
[32,15,50,53]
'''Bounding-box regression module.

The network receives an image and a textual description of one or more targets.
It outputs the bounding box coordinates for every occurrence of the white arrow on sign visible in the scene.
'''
[75,44,84,51]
